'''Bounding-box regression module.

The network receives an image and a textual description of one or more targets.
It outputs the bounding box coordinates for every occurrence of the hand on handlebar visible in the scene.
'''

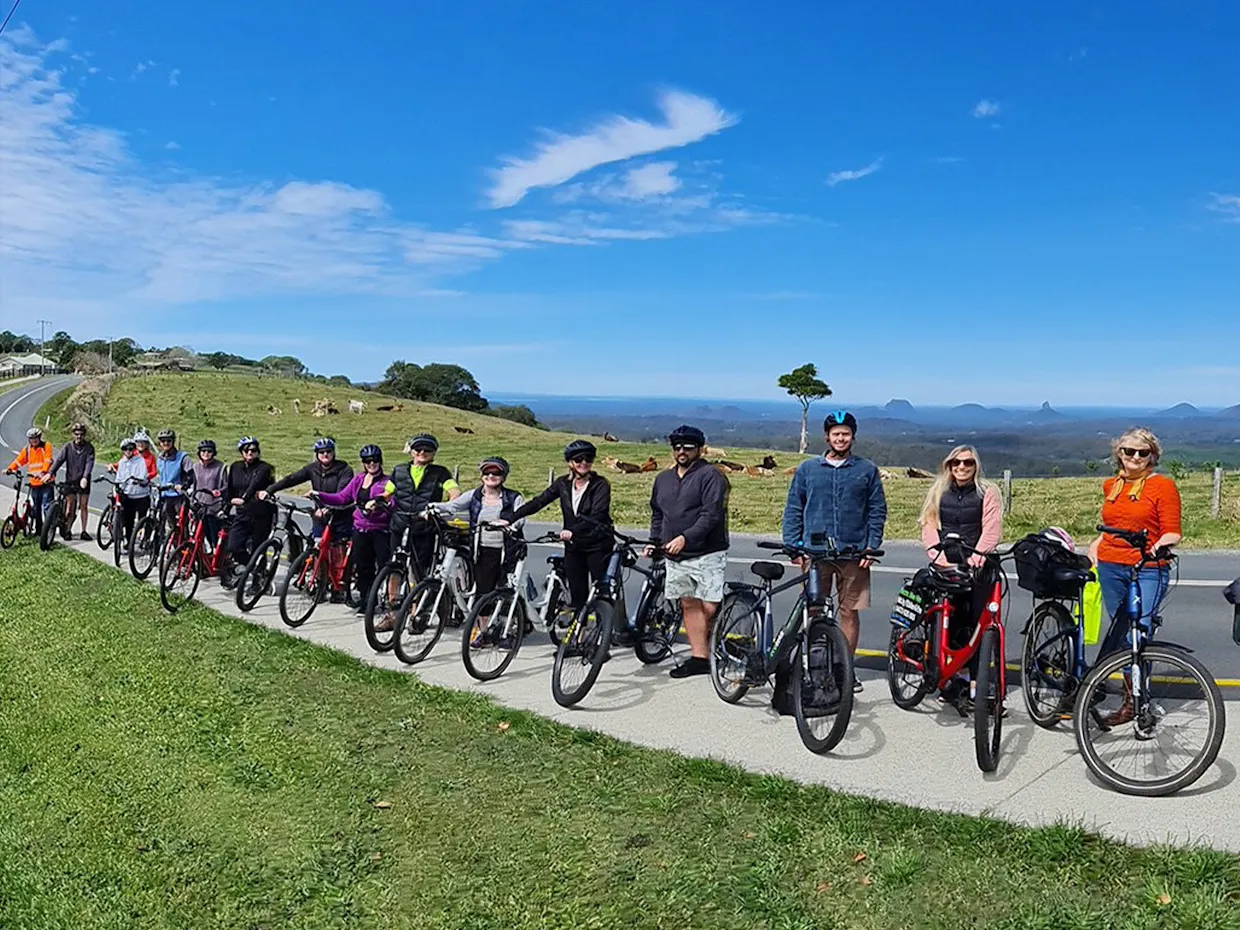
[662,535,686,557]
[559,529,572,542]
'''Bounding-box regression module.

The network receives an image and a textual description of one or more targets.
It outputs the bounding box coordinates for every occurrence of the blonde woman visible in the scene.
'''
[918,444,1003,708]
[1087,428,1181,724]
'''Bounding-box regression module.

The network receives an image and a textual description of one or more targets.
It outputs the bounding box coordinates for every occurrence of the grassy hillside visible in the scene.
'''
[40,372,1240,544]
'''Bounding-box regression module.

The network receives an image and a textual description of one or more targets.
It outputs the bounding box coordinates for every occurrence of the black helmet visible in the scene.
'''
[668,424,706,447]
[407,432,438,453]
[823,410,858,435]
[479,456,510,477]
[563,439,597,462]
[198,439,217,454]
[156,428,176,443]
[359,444,383,463]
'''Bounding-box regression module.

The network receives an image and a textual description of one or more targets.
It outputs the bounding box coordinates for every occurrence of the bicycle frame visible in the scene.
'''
[291,506,354,592]
[725,567,815,681]
[7,476,32,529]
[896,571,1006,690]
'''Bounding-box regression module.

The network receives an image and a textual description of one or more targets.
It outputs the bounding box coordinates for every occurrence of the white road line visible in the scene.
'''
[0,379,70,453]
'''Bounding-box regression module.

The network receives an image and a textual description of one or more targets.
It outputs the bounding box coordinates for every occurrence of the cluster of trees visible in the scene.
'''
[378,360,543,428]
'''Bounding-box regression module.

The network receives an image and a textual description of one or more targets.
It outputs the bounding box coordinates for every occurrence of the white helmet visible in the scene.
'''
[1040,526,1076,551]
[26,427,42,440]
[132,429,151,444]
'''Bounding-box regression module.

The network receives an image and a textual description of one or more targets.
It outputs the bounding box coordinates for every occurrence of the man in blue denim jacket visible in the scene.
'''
[782,411,887,690]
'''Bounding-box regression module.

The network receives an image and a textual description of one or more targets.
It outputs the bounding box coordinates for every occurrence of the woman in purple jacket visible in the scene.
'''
[310,444,390,613]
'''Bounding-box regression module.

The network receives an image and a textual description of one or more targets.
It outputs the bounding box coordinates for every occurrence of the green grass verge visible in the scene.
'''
[32,372,1240,546]
[2,546,1239,929]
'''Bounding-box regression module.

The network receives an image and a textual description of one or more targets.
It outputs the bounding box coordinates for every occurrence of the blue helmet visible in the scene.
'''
[359,444,382,463]
[313,437,336,453]
[237,436,259,452]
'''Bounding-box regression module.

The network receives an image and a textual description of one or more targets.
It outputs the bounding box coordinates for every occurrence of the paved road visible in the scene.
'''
[5,375,1239,679]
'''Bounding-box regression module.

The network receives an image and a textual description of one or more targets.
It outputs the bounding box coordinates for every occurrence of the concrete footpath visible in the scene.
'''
[4,482,1238,853]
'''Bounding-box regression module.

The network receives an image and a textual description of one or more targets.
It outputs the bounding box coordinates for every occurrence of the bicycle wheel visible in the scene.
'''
[708,590,761,704]
[461,589,526,681]
[1021,601,1078,729]
[159,542,200,613]
[551,597,614,708]
[39,500,62,551]
[364,562,408,653]
[794,621,855,754]
[974,627,1004,773]
[634,585,682,665]
[1,516,16,549]
[96,503,114,550]
[446,554,474,626]
[128,515,162,579]
[22,506,38,538]
[1073,645,1225,797]
[393,578,447,665]
[887,619,933,710]
[279,549,323,628]
[237,539,282,612]
[545,579,573,646]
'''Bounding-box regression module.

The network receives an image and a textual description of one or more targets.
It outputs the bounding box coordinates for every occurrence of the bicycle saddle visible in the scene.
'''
[922,565,973,593]
[546,554,564,567]
[1053,567,1091,586]
[750,561,785,582]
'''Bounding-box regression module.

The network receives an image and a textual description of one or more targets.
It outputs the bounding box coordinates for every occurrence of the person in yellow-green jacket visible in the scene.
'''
[378,433,460,583]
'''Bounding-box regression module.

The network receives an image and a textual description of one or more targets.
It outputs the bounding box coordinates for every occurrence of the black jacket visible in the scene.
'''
[225,459,276,519]
[268,458,354,528]
[650,458,729,560]
[388,461,455,533]
[49,440,96,484]
[507,473,613,552]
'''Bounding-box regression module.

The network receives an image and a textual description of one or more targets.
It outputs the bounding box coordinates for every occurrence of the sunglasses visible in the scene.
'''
[481,470,504,478]
[569,456,594,464]
[411,447,435,454]
[1121,447,1152,459]
[949,459,976,468]
[242,447,258,454]
[361,457,379,465]
[671,443,699,452]
[317,449,334,455]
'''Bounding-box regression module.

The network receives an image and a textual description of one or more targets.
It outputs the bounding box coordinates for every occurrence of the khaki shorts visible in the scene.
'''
[816,561,871,611]
[665,551,727,604]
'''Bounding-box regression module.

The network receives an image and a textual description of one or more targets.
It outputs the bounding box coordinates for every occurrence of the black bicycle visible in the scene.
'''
[127,484,185,579]
[362,508,443,653]
[38,482,78,551]
[710,541,882,754]
[235,497,314,612]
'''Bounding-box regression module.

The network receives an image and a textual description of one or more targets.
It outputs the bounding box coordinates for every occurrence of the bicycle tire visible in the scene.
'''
[551,597,614,707]
[544,578,572,646]
[444,555,473,627]
[461,589,525,681]
[1021,601,1078,729]
[111,506,125,568]
[1072,644,1225,797]
[393,578,448,665]
[886,620,932,710]
[39,500,62,551]
[794,621,855,754]
[236,539,282,612]
[708,590,761,704]
[21,505,38,538]
[633,584,681,665]
[279,548,323,628]
[96,503,114,550]
[1,516,15,549]
[363,562,408,653]
[159,541,199,613]
[974,627,1004,773]
[127,515,162,578]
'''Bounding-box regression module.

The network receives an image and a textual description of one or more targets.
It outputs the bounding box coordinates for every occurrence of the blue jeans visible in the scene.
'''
[30,483,53,535]
[1096,560,1169,656]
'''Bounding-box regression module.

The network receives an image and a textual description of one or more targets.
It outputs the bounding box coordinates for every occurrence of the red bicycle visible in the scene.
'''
[1,474,38,548]
[159,489,235,613]
[886,535,1012,772]
[277,500,356,627]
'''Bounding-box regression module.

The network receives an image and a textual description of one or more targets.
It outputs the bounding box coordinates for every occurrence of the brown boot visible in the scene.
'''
[1101,680,1134,728]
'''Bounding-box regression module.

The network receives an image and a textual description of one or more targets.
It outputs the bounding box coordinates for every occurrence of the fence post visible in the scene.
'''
[547,466,554,486]
[1002,470,1012,512]
[454,464,460,483]
[1212,467,1223,519]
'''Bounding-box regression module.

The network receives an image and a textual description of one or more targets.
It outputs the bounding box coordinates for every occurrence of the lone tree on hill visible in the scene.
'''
[778,363,832,454]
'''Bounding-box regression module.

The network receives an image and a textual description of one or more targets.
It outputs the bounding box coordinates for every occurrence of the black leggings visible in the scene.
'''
[564,547,611,609]
[120,495,150,541]
[474,546,510,598]
[351,530,391,602]
[947,561,999,675]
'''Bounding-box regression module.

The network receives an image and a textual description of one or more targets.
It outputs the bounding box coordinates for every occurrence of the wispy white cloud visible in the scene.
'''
[622,161,681,199]
[827,158,882,187]
[164,140,180,151]
[130,58,155,79]
[168,67,180,87]
[971,98,1001,119]
[486,89,738,208]
[1209,193,1240,222]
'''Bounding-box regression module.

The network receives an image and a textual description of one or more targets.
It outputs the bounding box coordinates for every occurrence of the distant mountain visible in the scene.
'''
[1219,404,1240,419]
[951,403,990,416]
[885,399,916,418]
[1155,403,1202,419]
[1033,401,1064,420]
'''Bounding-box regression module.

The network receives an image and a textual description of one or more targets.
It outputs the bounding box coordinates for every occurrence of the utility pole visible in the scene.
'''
[37,319,51,374]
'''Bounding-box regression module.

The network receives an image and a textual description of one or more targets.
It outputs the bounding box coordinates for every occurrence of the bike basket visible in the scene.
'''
[890,584,926,628]
[1011,534,1092,598]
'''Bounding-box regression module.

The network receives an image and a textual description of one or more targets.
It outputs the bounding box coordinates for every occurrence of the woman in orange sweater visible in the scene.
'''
[1087,427,1181,719]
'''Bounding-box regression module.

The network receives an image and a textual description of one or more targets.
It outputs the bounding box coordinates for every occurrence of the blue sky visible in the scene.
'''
[1,1,1237,406]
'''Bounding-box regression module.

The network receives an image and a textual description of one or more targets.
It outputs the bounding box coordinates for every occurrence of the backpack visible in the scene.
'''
[771,619,841,717]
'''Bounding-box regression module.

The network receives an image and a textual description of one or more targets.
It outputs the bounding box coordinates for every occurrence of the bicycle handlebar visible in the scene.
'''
[757,540,884,561]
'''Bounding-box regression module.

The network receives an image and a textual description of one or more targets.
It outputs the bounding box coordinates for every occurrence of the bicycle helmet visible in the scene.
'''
[313,436,336,453]
[479,456,510,477]
[359,444,382,463]
[25,427,42,440]
[120,437,137,451]
[1039,526,1076,552]
[667,424,706,447]
[133,429,151,444]
[197,439,217,454]
[70,422,87,434]
[237,436,259,452]
[156,428,176,443]
[407,432,439,453]
[823,410,858,434]
[563,439,597,462]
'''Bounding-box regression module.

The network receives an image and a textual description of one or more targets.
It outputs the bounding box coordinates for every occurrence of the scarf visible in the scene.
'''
[1106,473,1148,503]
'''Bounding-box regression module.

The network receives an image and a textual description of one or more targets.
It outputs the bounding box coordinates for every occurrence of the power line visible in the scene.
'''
[0,0,25,38]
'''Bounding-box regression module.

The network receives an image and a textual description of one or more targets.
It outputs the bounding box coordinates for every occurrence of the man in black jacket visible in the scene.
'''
[48,422,95,541]
[224,436,276,576]
[650,425,729,678]
[258,436,353,538]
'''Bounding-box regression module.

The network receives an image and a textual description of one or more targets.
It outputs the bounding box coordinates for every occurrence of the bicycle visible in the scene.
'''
[277,502,357,628]
[459,526,564,681]
[527,543,574,646]
[128,484,188,579]
[235,497,313,612]
[709,541,883,754]
[1023,525,1225,796]
[158,490,235,613]
[362,508,442,653]
[1,474,37,548]
[550,526,668,708]
[886,536,1012,773]
[38,481,78,551]
[94,475,122,555]
[390,511,476,665]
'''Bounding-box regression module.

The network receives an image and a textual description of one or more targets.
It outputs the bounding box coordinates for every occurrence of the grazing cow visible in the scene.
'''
[267,405,282,416]
[783,465,798,476]
[639,456,658,472]
[376,404,405,413]
[759,455,778,470]
[613,460,643,474]
[348,399,365,414]
[602,432,619,442]
[745,465,774,478]
[702,445,727,458]
[453,426,474,434]
[311,399,331,418]
[292,398,301,414]
[715,460,745,473]
[906,467,933,479]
